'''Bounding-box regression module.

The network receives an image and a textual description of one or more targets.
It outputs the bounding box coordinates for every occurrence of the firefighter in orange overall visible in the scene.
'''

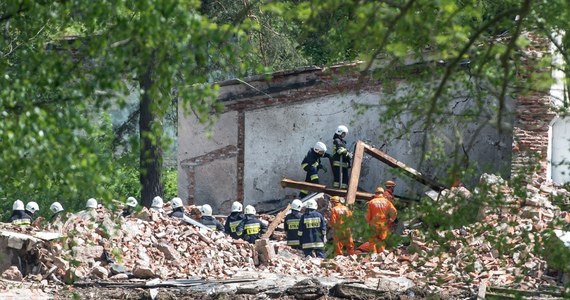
[329,196,355,256]
[383,180,396,203]
[365,187,397,253]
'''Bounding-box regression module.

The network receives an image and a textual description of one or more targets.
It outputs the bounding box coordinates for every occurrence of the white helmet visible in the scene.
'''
[86,198,98,209]
[231,201,243,212]
[171,197,183,209]
[335,125,349,135]
[12,200,25,211]
[200,204,213,217]
[313,141,327,154]
[126,197,138,207]
[244,205,256,215]
[26,201,39,214]
[50,202,64,214]
[151,196,163,208]
[304,199,318,210]
[291,199,303,211]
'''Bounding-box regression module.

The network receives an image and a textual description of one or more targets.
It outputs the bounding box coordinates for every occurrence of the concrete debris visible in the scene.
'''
[0,172,569,298]
[1,266,23,281]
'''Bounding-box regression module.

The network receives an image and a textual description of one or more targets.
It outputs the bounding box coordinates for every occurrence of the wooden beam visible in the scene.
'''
[346,141,365,205]
[280,178,375,200]
[362,143,448,192]
[261,204,291,239]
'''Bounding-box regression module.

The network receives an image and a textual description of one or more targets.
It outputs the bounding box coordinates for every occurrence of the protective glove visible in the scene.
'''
[347,152,353,159]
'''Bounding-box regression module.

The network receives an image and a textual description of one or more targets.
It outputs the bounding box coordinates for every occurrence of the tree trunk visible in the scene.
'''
[139,53,164,207]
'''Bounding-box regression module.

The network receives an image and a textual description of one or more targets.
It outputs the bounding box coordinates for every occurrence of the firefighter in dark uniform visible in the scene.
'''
[299,141,330,198]
[169,197,186,219]
[298,199,327,258]
[332,125,352,189]
[199,204,224,231]
[122,197,138,217]
[236,205,267,244]
[8,200,32,225]
[225,201,244,239]
[284,199,303,249]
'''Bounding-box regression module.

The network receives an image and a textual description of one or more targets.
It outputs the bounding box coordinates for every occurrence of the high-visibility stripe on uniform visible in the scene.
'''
[310,174,319,181]
[302,242,325,249]
[301,163,308,169]
[303,217,321,228]
[229,220,241,233]
[286,219,299,230]
[287,240,300,246]
[244,223,261,235]
[12,219,31,226]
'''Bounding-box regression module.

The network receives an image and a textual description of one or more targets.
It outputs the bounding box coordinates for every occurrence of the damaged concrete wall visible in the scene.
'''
[178,66,513,213]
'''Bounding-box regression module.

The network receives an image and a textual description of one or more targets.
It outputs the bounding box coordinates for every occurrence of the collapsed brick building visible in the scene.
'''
[178,34,567,214]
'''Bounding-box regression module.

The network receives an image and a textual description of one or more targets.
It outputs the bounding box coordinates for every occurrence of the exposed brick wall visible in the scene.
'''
[511,93,556,180]
[511,33,556,181]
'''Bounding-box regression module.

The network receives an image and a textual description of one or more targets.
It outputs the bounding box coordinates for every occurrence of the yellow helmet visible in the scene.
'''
[375,187,385,194]
[330,196,341,204]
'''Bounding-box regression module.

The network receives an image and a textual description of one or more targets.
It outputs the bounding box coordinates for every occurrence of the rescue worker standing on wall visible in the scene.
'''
[332,125,353,189]
[8,200,32,225]
[366,187,397,253]
[298,199,326,258]
[122,197,138,217]
[299,141,331,198]
[169,197,186,219]
[329,196,355,256]
[199,204,224,231]
[236,205,267,244]
[383,180,396,203]
[225,201,244,239]
[284,199,303,249]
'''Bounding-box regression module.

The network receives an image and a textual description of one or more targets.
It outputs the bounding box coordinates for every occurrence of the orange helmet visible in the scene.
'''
[330,196,341,204]
[385,180,396,187]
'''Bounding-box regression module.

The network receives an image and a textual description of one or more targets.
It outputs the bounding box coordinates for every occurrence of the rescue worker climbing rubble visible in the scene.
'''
[284,199,303,249]
[332,125,353,189]
[169,197,185,219]
[298,199,326,258]
[8,200,32,225]
[329,196,355,256]
[49,202,64,223]
[199,204,224,231]
[299,141,331,198]
[77,198,98,221]
[48,202,65,232]
[365,187,397,253]
[121,197,138,217]
[150,196,165,214]
[236,205,267,244]
[225,201,244,239]
[25,201,39,221]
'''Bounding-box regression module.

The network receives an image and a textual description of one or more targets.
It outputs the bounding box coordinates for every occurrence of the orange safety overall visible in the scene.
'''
[365,195,397,253]
[330,204,355,256]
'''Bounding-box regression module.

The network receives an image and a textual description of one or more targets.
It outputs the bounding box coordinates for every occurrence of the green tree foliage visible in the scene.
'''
[0,0,257,213]
[268,0,570,184]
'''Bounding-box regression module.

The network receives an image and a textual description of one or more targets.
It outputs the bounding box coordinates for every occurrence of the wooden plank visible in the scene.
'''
[362,143,448,191]
[261,204,291,239]
[346,141,365,205]
[280,178,375,200]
